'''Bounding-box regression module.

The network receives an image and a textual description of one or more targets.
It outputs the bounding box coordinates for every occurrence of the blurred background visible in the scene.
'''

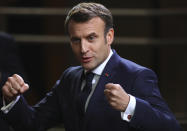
[0,0,187,130]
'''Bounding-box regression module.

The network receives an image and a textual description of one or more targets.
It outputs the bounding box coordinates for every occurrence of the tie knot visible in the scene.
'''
[85,72,94,84]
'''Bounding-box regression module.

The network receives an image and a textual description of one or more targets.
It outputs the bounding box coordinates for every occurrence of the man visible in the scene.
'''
[0,32,26,131]
[1,2,181,131]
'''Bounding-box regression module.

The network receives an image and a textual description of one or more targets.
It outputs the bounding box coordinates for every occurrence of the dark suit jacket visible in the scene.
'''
[6,50,181,131]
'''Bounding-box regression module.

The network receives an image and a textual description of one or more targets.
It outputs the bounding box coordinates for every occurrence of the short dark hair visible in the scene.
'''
[65,2,113,35]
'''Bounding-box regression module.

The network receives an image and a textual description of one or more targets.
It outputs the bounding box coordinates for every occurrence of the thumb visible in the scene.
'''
[105,83,115,89]
[19,83,29,93]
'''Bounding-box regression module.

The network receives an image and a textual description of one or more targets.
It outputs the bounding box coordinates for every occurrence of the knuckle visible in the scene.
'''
[16,74,23,82]
[107,95,114,102]
[7,77,12,82]
[110,101,116,107]
[25,83,29,88]
[2,86,7,92]
[13,74,17,77]
[111,97,116,102]
[12,89,18,94]
[14,75,19,81]
[116,84,121,88]
[4,82,9,87]
[104,89,109,94]
[111,90,116,96]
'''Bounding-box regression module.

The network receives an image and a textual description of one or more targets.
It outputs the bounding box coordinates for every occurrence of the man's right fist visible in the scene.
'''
[2,74,29,102]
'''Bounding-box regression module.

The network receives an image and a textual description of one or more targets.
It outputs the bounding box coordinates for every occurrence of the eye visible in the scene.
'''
[87,35,96,42]
[71,37,81,44]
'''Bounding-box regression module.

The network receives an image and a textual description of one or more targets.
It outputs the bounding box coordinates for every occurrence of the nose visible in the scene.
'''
[81,40,89,54]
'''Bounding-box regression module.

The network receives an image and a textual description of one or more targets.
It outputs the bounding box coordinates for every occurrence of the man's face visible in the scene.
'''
[68,17,114,71]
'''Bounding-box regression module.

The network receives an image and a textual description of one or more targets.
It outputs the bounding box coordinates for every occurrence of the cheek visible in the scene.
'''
[71,44,79,52]
[71,45,80,57]
[99,45,110,59]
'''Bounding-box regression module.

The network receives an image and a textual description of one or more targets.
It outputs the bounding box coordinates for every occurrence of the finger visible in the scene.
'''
[106,83,124,91]
[8,86,18,95]
[104,88,110,97]
[2,83,16,100]
[19,83,29,93]
[13,74,24,87]
[105,84,118,97]
[104,88,115,101]
[13,74,29,93]
[7,77,21,91]
[105,83,114,89]
[6,81,20,97]
[104,89,111,101]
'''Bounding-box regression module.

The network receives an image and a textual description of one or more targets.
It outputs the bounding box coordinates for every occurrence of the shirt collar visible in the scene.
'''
[92,49,113,75]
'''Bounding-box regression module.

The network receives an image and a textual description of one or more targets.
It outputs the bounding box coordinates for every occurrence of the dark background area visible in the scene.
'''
[0,0,187,130]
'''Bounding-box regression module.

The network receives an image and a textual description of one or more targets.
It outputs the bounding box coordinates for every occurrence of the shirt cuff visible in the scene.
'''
[121,94,136,122]
[1,95,20,114]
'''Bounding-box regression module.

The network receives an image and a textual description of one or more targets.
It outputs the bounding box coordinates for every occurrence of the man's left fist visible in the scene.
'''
[104,83,130,112]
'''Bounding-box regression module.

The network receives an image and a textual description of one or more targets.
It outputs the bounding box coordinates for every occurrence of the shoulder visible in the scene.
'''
[114,52,146,71]
[113,52,156,77]
[52,66,82,88]
[63,66,83,75]
[120,57,157,80]
[60,66,83,80]
[111,50,146,71]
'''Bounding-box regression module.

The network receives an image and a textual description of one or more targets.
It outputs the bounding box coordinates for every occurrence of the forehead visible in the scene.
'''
[68,17,105,36]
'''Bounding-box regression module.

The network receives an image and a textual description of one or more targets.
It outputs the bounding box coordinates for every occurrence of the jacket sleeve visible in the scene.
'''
[5,75,66,131]
[4,67,77,131]
[129,68,182,131]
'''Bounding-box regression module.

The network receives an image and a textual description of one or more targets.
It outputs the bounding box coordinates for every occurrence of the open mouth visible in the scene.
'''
[82,56,93,63]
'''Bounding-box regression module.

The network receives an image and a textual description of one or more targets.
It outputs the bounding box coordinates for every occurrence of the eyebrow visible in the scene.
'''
[70,32,98,40]
[86,32,98,38]
[70,36,79,40]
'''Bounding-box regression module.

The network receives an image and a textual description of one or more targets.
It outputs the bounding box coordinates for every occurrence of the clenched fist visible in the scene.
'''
[2,74,29,102]
[104,83,130,112]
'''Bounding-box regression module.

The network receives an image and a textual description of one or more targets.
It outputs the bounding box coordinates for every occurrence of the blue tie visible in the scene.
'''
[79,72,94,114]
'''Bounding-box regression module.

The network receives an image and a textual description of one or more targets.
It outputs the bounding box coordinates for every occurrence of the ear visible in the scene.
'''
[106,28,114,46]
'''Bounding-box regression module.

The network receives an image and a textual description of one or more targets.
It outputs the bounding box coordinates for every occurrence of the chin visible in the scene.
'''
[82,63,95,71]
